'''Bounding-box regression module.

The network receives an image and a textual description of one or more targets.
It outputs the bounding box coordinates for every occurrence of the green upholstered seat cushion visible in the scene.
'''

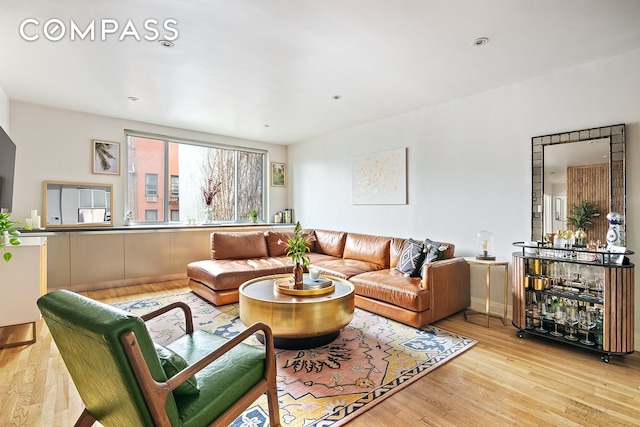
[165,330,267,427]
[154,343,200,395]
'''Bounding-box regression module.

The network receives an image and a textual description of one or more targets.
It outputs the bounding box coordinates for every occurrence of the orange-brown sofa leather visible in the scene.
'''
[187,229,470,327]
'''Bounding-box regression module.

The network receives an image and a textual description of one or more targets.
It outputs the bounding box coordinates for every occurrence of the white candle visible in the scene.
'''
[31,209,38,220]
[25,218,32,228]
[34,216,41,229]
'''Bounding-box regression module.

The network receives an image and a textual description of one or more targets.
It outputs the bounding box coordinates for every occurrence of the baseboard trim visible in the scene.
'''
[48,273,187,292]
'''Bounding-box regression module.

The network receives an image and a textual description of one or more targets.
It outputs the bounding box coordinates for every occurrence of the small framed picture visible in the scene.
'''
[271,162,286,187]
[92,140,120,175]
[608,245,627,265]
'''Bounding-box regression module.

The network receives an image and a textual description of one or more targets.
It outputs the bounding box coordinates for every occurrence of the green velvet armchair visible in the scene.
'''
[37,290,280,427]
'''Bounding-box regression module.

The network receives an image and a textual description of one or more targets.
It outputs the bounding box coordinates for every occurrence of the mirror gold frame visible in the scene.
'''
[531,124,625,241]
[43,181,114,228]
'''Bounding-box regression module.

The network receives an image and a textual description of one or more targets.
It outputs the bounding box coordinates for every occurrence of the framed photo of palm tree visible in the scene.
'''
[92,140,120,175]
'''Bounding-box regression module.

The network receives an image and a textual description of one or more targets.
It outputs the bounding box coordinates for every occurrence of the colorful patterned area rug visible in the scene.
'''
[114,292,476,427]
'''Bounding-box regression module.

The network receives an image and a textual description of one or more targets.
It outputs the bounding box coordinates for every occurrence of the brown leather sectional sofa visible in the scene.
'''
[187,229,470,328]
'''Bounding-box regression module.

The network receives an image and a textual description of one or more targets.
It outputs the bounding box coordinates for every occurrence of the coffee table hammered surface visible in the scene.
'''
[239,274,355,349]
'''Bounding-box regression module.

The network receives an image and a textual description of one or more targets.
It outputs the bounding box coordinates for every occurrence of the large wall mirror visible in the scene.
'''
[43,181,113,228]
[531,124,625,242]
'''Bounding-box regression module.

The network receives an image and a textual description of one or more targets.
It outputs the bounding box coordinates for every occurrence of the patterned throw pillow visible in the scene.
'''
[424,238,449,263]
[154,343,200,395]
[395,239,425,277]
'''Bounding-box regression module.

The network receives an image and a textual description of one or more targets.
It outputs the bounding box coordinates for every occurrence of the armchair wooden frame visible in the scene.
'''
[74,301,280,427]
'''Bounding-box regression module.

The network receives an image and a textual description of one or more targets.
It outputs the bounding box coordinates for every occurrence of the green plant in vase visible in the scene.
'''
[566,200,600,246]
[0,213,30,262]
[278,222,315,289]
[250,209,258,223]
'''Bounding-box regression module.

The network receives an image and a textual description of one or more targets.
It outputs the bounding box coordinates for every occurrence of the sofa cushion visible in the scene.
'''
[154,343,199,395]
[264,231,292,257]
[211,232,268,260]
[389,237,406,268]
[307,253,343,265]
[311,258,386,279]
[395,238,425,277]
[187,258,290,290]
[166,330,266,426]
[342,233,390,267]
[313,229,347,257]
[264,229,315,257]
[350,269,431,312]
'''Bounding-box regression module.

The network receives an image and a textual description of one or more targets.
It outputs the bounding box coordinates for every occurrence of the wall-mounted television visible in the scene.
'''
[0,125,16,213]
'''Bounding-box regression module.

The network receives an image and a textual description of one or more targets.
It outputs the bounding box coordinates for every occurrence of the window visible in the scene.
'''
[145,174,158,197]
[145,210,158,221]
[127,134,265,223]
[170,175,179,197]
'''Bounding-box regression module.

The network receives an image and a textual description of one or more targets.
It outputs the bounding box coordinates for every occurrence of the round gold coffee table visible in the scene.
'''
[239,274,355,349]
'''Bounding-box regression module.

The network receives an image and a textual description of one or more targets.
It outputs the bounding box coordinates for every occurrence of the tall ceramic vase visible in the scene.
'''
[293,262,304,290]
[606,212,625,247]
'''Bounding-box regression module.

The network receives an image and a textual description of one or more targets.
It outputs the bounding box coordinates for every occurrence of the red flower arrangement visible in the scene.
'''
[202,179,222,206]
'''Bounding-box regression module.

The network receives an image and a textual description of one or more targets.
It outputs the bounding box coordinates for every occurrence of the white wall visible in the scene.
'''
[0,86,9,132]
[9,102,288,225]
[289,49,640,348]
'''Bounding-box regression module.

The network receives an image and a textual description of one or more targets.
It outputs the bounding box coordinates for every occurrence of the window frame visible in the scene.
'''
[126,131,267,225]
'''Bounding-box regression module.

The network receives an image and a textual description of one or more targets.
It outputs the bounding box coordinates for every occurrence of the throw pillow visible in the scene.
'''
[395,238,425,277]
[154,343,200,395]
[423,238,450,263]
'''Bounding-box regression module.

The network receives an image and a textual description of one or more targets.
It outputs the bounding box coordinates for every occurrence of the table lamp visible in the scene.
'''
[476,230,496,260]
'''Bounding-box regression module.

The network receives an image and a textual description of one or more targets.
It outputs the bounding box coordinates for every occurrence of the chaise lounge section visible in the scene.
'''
[187,229,470,328]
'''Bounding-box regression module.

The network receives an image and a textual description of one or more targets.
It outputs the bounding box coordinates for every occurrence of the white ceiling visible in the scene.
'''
[2,0,640,145]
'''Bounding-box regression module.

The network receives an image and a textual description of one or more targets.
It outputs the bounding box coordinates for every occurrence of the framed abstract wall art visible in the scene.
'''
[352,147,407,205]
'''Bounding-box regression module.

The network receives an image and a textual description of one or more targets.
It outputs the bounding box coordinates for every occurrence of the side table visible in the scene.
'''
[463,257,509,327]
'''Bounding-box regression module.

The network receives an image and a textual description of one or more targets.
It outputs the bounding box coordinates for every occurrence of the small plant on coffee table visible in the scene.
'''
[278,222,315,289]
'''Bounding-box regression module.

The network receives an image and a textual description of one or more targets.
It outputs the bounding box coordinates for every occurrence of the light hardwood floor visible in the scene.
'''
[1,280,639,426]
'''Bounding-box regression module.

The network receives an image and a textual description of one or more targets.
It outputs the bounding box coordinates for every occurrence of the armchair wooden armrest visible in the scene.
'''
[140,301,194,334]
[163,322,275,394]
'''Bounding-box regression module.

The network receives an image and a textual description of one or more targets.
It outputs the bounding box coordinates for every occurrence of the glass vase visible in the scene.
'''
[293,262,304,290]
[203,206,213,223]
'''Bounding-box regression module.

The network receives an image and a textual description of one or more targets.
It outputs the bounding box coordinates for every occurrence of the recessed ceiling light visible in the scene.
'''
[333,95,342,100]
[472,37,489,46]
[127,96,139,102]
[158,39,174,48]
[264,124,270,128]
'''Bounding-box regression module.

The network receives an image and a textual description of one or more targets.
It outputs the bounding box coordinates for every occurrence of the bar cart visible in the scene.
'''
[512,242,634,363]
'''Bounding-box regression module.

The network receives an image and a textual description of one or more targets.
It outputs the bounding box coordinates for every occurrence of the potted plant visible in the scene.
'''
[0,213,28,262]
[566,199,600,245]
[250,209,258,223]
[278,222,315,289]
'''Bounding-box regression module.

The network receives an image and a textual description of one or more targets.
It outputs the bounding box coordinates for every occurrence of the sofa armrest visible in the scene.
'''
[420,257,467,289]
[420,257,471,322]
